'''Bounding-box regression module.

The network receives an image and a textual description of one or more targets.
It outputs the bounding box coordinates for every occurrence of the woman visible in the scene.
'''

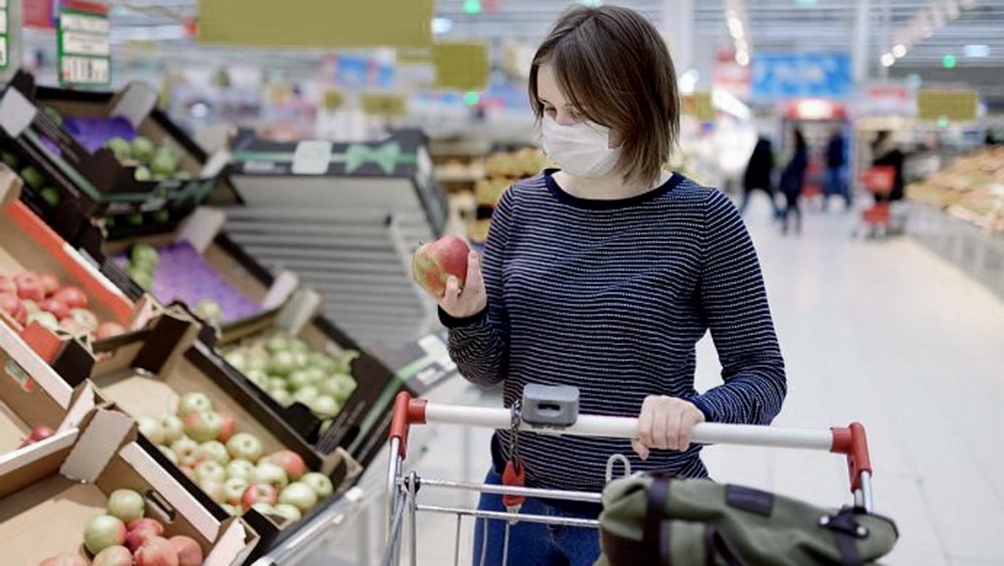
[779,128,808,234]
[871,130,905,203]
[740,135,780,217]
[425,6,786,564]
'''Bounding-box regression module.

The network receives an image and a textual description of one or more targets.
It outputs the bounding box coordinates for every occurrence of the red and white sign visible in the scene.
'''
[713,49,751,99]
[23,0,57,29]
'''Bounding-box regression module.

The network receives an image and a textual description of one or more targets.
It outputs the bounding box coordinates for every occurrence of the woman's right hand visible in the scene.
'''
[440,251,487,319]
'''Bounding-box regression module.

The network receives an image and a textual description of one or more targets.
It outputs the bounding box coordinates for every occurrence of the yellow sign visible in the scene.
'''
[433,42,490,91]
[361,93,408,117]
[917,90,979,122]
[682,92,715,122]
[197,0,434,48]
[323,90,345,112]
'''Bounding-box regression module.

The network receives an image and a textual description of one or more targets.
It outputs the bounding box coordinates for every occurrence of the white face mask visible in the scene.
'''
[541,115,621,178]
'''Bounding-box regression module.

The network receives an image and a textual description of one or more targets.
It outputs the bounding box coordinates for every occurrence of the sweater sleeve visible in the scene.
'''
[690,190,787,424]
[441,188,514,387]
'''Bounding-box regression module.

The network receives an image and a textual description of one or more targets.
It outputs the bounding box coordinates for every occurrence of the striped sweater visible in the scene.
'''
[442,171,786,493]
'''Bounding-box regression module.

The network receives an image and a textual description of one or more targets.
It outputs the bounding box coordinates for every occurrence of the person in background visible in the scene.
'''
[824,127,851,210]
[871,130,905,202]
[779,127,809,234]
[740,135,781,218]
[419,5,787,565]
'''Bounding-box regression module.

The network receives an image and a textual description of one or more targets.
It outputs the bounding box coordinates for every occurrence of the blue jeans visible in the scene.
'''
[471,467,600,566]
[824,167,851,207]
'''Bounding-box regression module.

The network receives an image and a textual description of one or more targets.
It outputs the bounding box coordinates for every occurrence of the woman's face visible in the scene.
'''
[536,63,623,147]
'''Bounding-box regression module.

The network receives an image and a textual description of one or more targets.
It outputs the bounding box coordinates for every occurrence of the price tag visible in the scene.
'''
[57,3,111,86]
[292,140,333,175]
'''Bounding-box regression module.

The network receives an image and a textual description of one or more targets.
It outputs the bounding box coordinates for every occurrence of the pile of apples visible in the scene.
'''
[140,392,334,524]
[0,271,125,341]
[222,334,358,421]
[37,488,203,566]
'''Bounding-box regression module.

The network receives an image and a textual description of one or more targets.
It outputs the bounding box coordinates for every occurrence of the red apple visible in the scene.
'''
[265,450,306,481]
[37,555,87,566]
[19,424,56,447]
[216,412,236,443]
[126,524,161,553]
[53,286,88,309]
[241,484,278,510]
[15,275,45,302]
[67,308,99,332]
[0,293,28,325]
[183,411,223,443]
[84,514,127,555]
[92,545,133,566]
[412,235,471,299]
[97,321,127,340]
[168,536,203,566]
[39,298,70,320]
[0,275,15,294]
[128,518,164,535]
[135,537,180,566]
[39,273,61,297]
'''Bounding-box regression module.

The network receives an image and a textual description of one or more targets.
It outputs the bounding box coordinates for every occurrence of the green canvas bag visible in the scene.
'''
[596,475,898,566]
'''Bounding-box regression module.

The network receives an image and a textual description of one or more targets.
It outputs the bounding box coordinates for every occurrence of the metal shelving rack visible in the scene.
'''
[216,129,448,349]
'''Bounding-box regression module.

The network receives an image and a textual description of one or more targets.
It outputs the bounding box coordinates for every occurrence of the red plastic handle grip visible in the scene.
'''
[388,391,428,459]
[830,422,872,493]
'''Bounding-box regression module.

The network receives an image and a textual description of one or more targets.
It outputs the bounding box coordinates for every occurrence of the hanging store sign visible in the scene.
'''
[57,1,111,86]
[751,53,852,100]
[433,42,490,91]
[917,90,979,122]
[24,0,57,29]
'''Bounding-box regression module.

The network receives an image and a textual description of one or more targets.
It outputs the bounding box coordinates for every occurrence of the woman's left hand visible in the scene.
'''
[632,395,706,460]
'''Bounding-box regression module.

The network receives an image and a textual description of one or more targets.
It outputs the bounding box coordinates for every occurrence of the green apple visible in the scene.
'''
[244,369,268,387]
[301,472,334,499]
[226,432,264,463]
[137,416,165,444]
[272,503,302,524]
[221,503,241,517]
[226,459,256,482]
[245,354,269,373]
[320,375,357,403]
[177,392,213,417]
[269,388,293,407]
[199,478,225,503]
[286,370,313,391]
[224,351,248,371]
[287,339,309,354]
[291,351,309,370]
[171,437,200,467]
[268,351,297,377]
[184,411,224,443]
[265,335,289,355]
[197,440,230,465]
[222,477,250,506]
[84,514,127,555]
[158,445,178,465]
[278,482,318,513]
[251,502,276,517]
[266,377,287,391]
[254,461,289,490]
[194,460,226,484]
[160,415,185,444]
[106,489,145,523]
[293,386,320,407]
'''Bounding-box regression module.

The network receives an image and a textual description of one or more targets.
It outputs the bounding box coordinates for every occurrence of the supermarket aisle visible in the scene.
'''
[310,194,1004,565]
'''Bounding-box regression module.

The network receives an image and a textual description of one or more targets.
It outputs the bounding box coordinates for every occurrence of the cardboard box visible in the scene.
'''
[213,288,398,463]
[0,407,258,565]
[81,306,363,559]
[0,70,228,240]
[79,206,298,342]
[0,169,155,378]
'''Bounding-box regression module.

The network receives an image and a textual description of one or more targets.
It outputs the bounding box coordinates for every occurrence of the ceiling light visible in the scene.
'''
[727,16,744,38]
[881,53,895,67]
[942,53,957,68]
[893,44,907,58]
[964,44,990,58]
[735,51,750,66]
[431,17,453,35]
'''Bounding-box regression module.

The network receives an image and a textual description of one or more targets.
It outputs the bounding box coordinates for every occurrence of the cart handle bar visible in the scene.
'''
[389,392,873,493]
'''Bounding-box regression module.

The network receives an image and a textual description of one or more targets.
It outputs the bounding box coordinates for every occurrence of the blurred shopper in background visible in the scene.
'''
[824,127,851,211]
[426,5,787,565]
[871,130,906,203]
[780,128,809,234]
[740,135,781,218]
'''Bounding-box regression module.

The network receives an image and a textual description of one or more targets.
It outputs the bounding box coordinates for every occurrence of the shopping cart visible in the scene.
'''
[856,165,897,238]
[381,388,874,566]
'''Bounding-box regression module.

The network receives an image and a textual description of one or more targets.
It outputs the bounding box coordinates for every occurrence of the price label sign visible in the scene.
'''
[57,1,111,86]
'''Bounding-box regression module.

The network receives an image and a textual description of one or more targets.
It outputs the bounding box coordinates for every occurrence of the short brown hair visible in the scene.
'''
[529,5,680,187]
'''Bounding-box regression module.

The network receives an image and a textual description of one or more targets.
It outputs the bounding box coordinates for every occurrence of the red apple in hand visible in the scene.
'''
[0,293,28,325]
[39,298,69,320]
[135,537,180,566]
[168,536,203,566]
[39,273,60,297]
[412,235,471,299]
[241,484,278,509]
[53,286,88,309]
[14,272,45,302]
[37,555,88,566]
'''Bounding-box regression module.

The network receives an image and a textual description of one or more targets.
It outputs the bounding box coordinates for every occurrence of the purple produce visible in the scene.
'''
[63,117,137,154]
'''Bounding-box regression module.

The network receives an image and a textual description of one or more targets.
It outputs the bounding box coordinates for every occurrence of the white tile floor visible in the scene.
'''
[303,193,1004,566]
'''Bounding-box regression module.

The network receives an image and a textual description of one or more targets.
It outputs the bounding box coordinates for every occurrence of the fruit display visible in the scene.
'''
[412,235,472,299]
[469,147,550,245]
[221,333,359,423]
[116,242,261,324]
[36,488,205,566]
[907,145,1004,233]
[143,392,334,523]
[103,136,191,182]
[0,270,127,341]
